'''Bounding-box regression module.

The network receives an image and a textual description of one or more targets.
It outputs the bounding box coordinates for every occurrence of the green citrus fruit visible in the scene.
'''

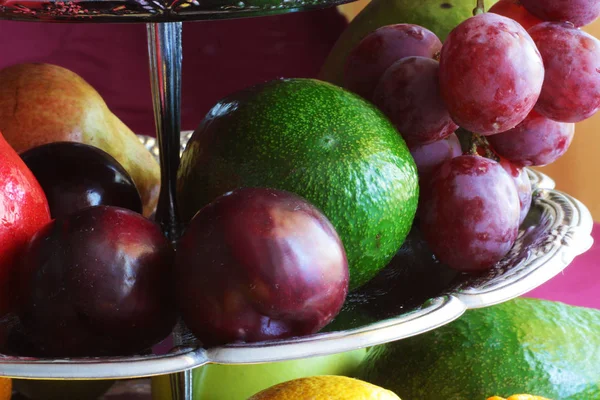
[357,298,600,399]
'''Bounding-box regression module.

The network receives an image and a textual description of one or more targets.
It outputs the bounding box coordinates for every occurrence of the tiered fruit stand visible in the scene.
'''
[0,2,595,399]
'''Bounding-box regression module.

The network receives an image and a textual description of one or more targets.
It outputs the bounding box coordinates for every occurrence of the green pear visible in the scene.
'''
[0,63,160,217]
[319,0,499,87]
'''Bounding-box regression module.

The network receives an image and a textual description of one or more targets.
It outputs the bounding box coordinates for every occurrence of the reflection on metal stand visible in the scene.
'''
[147,21,190,400]
[169,369,193,400]
[147,21,184,243]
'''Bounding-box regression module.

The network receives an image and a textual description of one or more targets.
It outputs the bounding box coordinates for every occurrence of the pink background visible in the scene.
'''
[0,10,347,137]
[527,224,600,309]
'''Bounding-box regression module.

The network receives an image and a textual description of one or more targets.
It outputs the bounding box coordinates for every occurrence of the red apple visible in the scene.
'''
[175,187,349,347]
[0,131,50,315]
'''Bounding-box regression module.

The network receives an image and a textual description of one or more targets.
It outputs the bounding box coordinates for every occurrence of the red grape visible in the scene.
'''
[489,0,543,30]
[520,0,600,27]
[487,110,575,167]
[344,24,442,99]
[528,22,600,123]
[373,57,458,147]
[499,157,532,225]
[439,13,544,135]
[410,133,462,181]
[420,155,520,272]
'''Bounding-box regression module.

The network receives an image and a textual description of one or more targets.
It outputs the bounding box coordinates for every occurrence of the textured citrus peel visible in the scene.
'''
[488,395,552,400]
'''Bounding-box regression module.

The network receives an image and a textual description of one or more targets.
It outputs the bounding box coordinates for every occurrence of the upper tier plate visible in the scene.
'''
[0,0,355,22]
[0,132,592,380]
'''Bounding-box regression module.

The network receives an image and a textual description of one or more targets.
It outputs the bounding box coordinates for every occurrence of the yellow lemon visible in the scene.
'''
[247,375,400,400]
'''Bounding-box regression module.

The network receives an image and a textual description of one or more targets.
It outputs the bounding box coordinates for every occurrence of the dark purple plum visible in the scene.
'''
[175,187,349,347]
[20,142,142,219]
[14,206,175,357]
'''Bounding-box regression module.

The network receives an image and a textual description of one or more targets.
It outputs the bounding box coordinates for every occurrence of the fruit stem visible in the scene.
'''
[473,0,485,15]
[466,131,499,161]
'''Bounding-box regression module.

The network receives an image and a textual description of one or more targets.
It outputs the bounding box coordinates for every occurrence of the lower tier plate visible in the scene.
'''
[0,135,592,379]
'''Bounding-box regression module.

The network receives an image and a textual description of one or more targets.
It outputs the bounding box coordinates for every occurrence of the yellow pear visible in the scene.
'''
[0,63,160,216]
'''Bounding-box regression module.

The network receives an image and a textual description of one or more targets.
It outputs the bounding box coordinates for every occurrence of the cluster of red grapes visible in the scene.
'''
[344,0,600,273]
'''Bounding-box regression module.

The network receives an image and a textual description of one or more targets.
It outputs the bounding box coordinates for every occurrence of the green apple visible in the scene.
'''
[151,349,367,400]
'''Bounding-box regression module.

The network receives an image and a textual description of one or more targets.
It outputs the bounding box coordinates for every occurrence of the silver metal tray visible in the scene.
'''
[0,133,592,379]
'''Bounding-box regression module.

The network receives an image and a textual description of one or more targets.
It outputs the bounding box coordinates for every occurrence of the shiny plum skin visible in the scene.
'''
[487,110,575,167]
[344,24,442,100]
[20,142,142,219]
[439,13,544,135]
[489,0,543,30]
[528,22,600,123]
[410,133,462,182]
[499,158,533,225]
[420,156,520,272]
[175,187,349,347]
[373,57,458,147]
[14,206,176,357]
[520,0,600,27]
